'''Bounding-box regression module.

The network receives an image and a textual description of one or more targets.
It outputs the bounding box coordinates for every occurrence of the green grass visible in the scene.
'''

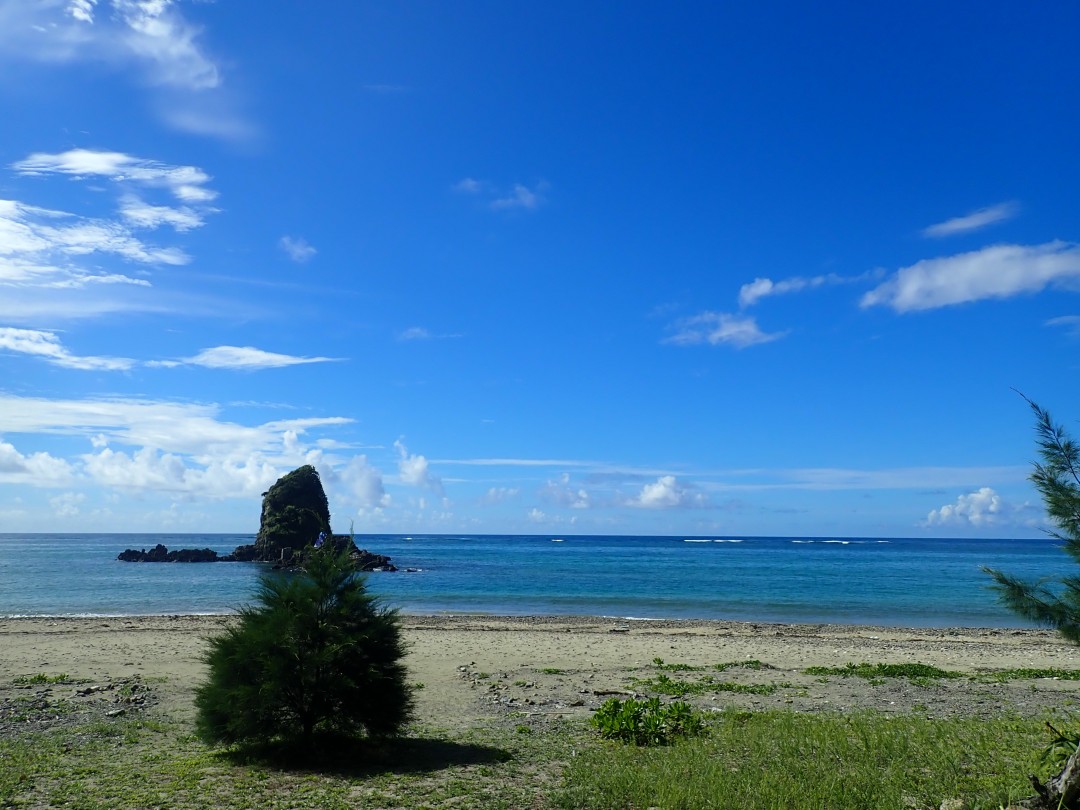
[559,709,1046,810]
[804,662,965,682]
[12,672,74,685]
[631,672,779,697]
[0,712,580,810]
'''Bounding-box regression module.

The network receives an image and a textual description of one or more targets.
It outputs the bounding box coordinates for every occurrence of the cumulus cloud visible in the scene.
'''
[279,236,316,263]
[481,486,520,504]
[149,345,340,370]
[664,312,786,349]
[337,455,390,509]
[922,202,1018,238]
[0,436,75,485]
[924,487,1007,527]
[627,475,709,509]
[861,242,1080,313]
[0,327,135,370]
[395,439,444,496]
[541,473,592,509]
[50,491,86,517]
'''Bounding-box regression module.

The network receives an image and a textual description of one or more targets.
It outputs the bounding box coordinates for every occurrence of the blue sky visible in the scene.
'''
[1,2,1078,538]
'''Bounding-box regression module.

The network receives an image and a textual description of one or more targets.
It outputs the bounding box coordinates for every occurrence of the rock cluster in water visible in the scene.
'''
[117,465,396,571]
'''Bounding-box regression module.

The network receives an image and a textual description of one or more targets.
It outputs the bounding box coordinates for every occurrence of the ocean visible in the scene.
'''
[0,533,1068,628]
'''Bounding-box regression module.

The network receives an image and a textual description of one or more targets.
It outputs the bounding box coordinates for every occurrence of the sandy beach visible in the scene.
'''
[4,614,1080,732]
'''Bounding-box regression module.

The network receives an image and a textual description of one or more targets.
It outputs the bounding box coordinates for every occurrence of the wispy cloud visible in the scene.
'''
[454,178,548,211]
[664,311,786,349]
[1047,315,1080,336]
[922,202,1018,238]
[14,148,217,202]
[0,0,252,139]
[491,183,545,211]
[279,236,317,263]
[0,327,135,370]
[738,271,880,309]
[2,149,219,320]
[861,241,1080,313]
[396,326,462,341]
[149,346,341,371]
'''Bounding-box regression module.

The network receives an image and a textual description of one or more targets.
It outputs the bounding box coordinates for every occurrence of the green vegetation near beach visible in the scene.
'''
[0,678,1068,809]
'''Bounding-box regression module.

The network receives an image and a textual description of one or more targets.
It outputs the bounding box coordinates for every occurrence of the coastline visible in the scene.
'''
[4,613,1080,729]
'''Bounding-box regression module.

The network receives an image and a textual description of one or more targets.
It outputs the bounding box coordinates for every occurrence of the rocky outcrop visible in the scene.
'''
[117,544,222,563]
[252,465,331,562]
[116,466,397,570]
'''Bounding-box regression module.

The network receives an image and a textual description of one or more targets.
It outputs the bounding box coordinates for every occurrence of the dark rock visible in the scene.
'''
[116,465,396,571]
[251,465,331,562]
[117,545,220,562]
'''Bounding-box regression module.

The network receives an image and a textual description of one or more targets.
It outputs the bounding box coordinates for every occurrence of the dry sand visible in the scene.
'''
[3,615,1080,731]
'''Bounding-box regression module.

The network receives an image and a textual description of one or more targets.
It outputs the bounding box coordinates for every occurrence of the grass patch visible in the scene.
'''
[631,672,778,697]
[12,672,75,685]
[560,709,1044,810]
[982,667,1080,682]
[805,662,965,682]
[539,667,564,675]
[0,710,582,810]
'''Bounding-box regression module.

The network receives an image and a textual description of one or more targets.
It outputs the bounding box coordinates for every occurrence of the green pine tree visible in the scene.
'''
[985,397,1080,643]
[195,544,413,745]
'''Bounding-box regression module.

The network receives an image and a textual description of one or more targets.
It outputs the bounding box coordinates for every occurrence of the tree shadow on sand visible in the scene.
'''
[215,731,513,777]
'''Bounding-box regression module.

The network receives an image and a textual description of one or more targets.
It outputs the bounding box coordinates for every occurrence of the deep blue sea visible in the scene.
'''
[0,533,1069,627]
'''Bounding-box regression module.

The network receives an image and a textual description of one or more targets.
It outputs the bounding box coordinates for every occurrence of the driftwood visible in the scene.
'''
[1014,744,1080,809]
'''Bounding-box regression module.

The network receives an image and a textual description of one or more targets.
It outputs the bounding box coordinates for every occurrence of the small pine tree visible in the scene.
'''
[195,545,413,745]
[985,397,1080,643]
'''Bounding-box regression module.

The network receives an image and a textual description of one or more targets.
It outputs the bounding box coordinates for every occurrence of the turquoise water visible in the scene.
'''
[0,533,1068,627]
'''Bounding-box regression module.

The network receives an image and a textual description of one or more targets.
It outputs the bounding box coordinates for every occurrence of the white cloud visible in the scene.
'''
[481,486,520,504]
[0,327,135,370]
[922,202,1018,238]
[119,194,205,231]
[453,178,484,194]
[337,455,390,509]
[148,346,340,370]
[1047,315,1080,336]
[0,0,219,89]
[395,439,444,496]
[526,507,548,523]
[13,148,217,202]
[279,236,316,263]
[0,393,351,460]
[861,241,1080,313]
[0,436,75,485]
[541,473,592,509]
[491,183,544,211]
[398,326,431,341]
[1,149,220,318]
[738,272,874,309]
[664,312,786,349]
[50,491,86,517]
[924,487,1005,527]
[455,178,547,211]
[628,475,709,509]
